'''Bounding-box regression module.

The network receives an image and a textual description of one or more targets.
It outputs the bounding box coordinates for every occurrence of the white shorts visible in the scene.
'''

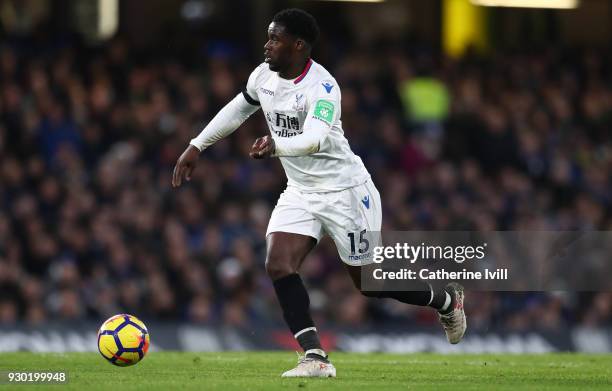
[266,179,382,266]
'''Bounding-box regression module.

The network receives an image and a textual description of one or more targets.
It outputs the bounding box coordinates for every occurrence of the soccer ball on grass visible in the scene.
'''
[97,314,150,366]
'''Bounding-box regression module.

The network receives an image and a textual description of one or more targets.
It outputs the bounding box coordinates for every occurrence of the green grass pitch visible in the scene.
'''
[1,352,611,390]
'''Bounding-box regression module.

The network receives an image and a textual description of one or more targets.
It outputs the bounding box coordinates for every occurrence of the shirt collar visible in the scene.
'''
[293,58,313,84]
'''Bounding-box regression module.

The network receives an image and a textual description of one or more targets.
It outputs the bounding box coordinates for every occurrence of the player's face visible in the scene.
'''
[264,22,295,72]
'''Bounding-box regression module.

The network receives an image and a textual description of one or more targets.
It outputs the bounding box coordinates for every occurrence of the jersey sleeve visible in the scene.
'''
[242,63,265,106]
[189,64,266,151]
[304,78,341,129]
[272,78,340,157]
[189,93,260,151]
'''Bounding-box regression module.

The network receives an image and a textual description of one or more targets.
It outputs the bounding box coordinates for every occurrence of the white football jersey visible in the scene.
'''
[244,59,370,193]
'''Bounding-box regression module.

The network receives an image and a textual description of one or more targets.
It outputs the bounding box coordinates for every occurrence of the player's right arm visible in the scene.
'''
[172,66,263,188]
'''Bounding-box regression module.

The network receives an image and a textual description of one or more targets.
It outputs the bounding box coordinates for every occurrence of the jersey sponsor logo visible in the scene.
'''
[266,111,302,137]
[362,195,370,209]
[322,82,334,93]
[259,88,274,96]
[273,128,302,138]
[274,112,300,130]
[313,99,335,124]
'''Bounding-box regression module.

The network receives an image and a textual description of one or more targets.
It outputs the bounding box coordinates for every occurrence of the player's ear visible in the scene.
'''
[295,39,306,51]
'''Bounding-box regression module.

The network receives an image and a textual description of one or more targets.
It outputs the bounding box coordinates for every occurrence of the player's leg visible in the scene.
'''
[344,262,450,311]
[266,234,335,377]
[344,264,466,344]
[266,188,335,377]
[265,232,322,355]
[319,179,466,343]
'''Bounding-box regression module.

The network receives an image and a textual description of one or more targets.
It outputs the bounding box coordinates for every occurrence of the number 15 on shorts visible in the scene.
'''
[348,229,369,255]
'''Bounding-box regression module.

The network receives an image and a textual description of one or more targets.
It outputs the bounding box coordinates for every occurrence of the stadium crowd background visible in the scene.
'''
[0,21,611,332]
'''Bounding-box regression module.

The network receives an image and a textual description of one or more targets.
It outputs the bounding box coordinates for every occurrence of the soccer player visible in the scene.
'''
[172,8,466,377]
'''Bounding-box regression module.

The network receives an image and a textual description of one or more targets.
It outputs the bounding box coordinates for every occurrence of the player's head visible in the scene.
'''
[264,8,319,72]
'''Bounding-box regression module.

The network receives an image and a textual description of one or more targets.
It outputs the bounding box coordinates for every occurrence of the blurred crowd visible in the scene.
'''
[0,31,611,332]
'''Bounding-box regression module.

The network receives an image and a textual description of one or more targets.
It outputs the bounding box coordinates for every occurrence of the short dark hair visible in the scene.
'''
[273,8,320,46]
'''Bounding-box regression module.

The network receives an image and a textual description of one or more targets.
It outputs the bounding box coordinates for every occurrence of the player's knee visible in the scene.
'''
[265,254,296,280]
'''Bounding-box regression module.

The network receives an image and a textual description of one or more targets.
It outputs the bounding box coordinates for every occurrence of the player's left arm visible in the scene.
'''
[271,80,340,157]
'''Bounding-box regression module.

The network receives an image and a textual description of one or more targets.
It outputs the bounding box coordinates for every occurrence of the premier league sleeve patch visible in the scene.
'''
[313,99,335,124]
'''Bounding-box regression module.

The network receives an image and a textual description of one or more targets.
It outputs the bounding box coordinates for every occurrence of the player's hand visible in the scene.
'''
[249,135,275,159]
[172,145,200,188]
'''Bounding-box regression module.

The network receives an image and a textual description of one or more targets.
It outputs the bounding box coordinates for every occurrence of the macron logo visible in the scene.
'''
[362,195,370,209]
[322,82,333,93]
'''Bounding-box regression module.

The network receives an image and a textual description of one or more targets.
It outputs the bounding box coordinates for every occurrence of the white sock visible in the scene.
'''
[439,292,452,312]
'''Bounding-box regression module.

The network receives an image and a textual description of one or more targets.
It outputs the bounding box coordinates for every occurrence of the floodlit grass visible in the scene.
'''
[1,351,611,390]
